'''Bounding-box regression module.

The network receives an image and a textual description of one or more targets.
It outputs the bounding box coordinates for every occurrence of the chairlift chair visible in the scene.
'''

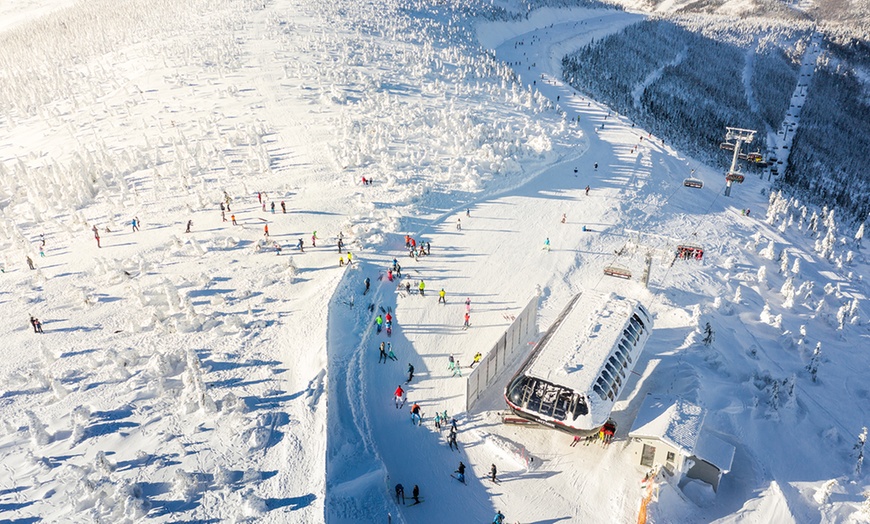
[676,244,704,260]
[725,172,745,183]
[683,178,703,189]
[603,265,632,279]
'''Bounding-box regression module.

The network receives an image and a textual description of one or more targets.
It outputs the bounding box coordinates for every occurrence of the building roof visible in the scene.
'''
[693,431,735,473]
[629,395,705,455]
[628,394,735,472]
[526,291,642,394]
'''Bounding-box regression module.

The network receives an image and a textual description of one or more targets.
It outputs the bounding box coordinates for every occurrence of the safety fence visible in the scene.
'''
[465,294,538,412]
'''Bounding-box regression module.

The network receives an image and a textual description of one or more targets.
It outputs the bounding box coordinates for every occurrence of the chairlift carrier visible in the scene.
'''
[683,178,703,189]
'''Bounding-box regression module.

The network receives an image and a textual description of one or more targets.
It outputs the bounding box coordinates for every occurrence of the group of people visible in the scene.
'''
[29,316,44,334]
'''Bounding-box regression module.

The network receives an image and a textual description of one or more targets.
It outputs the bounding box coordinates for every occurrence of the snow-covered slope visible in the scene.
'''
[0,0,868,523]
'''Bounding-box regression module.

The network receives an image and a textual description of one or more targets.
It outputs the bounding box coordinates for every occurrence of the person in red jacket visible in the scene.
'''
[394,385,405,409]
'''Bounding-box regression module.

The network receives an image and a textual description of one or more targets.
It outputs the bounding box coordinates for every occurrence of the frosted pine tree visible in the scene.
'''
[791,257,801,277]
[757,266,768,289]
[702,322,714,346]
[806,342,822,382]
[856,223,865,249]
[855,427,867,476]
[779,249,789,274]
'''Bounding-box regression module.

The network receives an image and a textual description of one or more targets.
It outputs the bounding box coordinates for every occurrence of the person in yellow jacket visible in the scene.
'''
[438,288,446,304]
[418,280,425,296]
[470,352,482,368]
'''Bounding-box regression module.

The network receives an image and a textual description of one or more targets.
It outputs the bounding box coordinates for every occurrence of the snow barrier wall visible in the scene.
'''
[465,293,539,412]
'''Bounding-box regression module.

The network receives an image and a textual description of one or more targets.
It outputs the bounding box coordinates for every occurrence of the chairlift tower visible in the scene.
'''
[722,127,756,197]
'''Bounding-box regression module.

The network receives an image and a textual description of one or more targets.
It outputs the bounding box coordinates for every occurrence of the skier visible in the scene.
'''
[338,238,344,253]
[407,363,414,383]
[375,314,383,334]
[185,220,192,233]
[594,162,598,170]
[466,208,470,217]
[264,224,269,238]
[585,185,590,196]
[297,238,304,252]
[453,360,462,377]
[395,483,405,504]
[434,412,442,431]
[132,217,139,232]
[561,213,566,224]
[387,343,398,361]
[26,256,35,270]
[412,485,420,504]
[394,385,404,408]
[463,312,470,329]
[221,211,226,222]
[448,431,458,451]
[410,403,422,425]
[447,354,455,371]
[270,202,275,213]
[387,269,393,282]
[385,312,392,325]
[30,316,39,333]
[418,280,425,296]
[456,218,461,231]
[257,191,262,204]
[455,462,466,483]
[347,252,353,264]
[32,317,44,334]
[379,342,388,363]
[425,241,430,255]
[94,228,101,248]
[470,352,482,368]
[493,510,505,524]
[364,277,371,295]
[231,214,237,225]
[273,242,282,255]
[543,237,550,251]
[438,288,446,304]
[490,464,497,483]
[312,231,317,247]
[465,297,471,313]
[386,320,392,337]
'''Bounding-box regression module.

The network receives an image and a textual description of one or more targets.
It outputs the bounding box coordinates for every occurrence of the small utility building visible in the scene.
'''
[628,395,735,492]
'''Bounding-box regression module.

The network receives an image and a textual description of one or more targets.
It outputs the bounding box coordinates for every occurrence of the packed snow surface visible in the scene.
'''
[0,0,868,523]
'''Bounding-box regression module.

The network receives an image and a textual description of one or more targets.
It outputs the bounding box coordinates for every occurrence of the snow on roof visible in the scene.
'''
[629,395,706,455]
[525,291,639,394]
[693,431,736,473]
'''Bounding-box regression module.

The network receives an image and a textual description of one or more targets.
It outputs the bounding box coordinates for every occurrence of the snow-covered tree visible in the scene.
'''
[779,249,789,274]
[856,223,865,249]
[734,285,743,304]
[702,322,714,347]
[760,240,776,260]
[806,342,822,382]
[757,266,768,288]
[855,427,867,476]
[791,257,801,276]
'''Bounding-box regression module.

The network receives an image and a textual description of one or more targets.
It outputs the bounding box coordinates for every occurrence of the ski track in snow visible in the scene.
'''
[632,45,688,110]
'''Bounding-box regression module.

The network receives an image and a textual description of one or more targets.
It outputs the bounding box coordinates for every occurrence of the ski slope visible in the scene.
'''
[0,0,868,523]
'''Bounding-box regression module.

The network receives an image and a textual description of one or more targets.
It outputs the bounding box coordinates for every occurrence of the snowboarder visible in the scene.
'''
[407,363,414,383]
[470,352,482,368]
[364,277,370,295]
[455,462,466,483]
[26,256,35,270]
[281,201,286,213]
[438,288,446,304]
[394,385,404,408]
[395,483,404,504]
[410,403,422,425]
[490,464,497,483]
[185,220,192,233]
[412,485,420,504]
[418,280,425,296]
[379,342,388,363]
